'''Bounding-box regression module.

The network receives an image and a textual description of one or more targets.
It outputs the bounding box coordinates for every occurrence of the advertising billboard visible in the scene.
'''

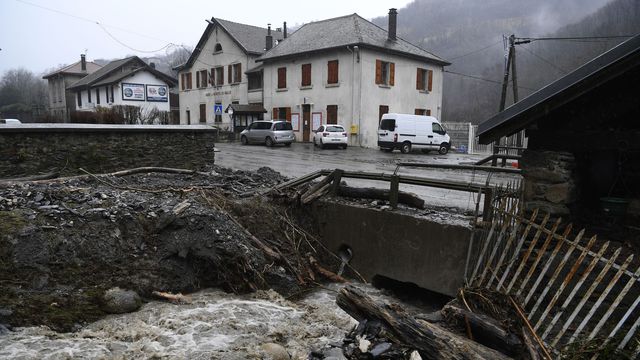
[146,84,169,102]
[122,83,145,101]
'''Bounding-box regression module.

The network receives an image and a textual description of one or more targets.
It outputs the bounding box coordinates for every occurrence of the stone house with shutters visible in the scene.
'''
[174,18,284,129]
[257,9,450,147]
[43,54,102,122]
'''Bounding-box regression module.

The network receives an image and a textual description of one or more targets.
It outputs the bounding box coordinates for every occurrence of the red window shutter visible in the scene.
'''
[426,109,431,116]
[414,109,421,115]
[416,68,422,90]
[278,67,286,89]
[273,108,277,119]
[237,63,242,83]
[210,68,215,85]
[389,63,395,86]
[228,65,232,84]
[301,64,311,86]
[187,73,192,89]
[427,70,433,91]
[285,107,291,122]
[196,72,200,88]
[181,74,185,90]
[375,60,382,84]
[327,60,338,84]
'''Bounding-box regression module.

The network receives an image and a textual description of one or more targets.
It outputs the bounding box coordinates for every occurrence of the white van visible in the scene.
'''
[377,113,451,154]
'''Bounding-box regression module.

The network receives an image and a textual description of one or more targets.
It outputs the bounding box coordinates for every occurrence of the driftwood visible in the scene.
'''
[308,255,348,283]
[300,171,337,204]
[0,171,60,183]
[442,304,522,357]
[152,291,192,304]
[336,285,512,360]
[337,185,425,209]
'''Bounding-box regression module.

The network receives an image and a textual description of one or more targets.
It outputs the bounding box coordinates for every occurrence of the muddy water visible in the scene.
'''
[0,286,357,359]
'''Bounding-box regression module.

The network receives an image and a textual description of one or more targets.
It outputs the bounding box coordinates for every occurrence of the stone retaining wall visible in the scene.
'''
[0,124,217,178]
[521,149,578,216]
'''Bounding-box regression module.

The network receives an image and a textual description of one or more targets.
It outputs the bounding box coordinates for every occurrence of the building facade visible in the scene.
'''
[174,18,284,129]
[258,11,449,147]
[43,54,102,122]
[67,56,176,116]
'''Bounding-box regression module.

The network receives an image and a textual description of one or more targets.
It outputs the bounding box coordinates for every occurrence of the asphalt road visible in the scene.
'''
[214,142,521,210]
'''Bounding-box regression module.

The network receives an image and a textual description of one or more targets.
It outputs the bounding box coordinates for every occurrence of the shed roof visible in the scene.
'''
[42,60,102,79]
[67,56,177,90]
[257,13,449,65]
[477,34,640,144]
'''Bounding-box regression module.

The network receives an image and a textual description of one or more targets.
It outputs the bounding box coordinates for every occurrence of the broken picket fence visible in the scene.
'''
[466,181,640,358]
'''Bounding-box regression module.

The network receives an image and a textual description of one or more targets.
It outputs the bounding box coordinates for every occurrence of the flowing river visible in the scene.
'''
[0,285,358,359]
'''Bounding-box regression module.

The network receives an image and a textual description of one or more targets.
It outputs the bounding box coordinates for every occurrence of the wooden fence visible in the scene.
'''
[467,182,640,358]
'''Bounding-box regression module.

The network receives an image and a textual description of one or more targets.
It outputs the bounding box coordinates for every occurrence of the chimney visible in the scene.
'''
[388,8,397,41]
[80,54,87,71]
[150,62,156,69]
[265,24,273,51]
[283,21,287,39]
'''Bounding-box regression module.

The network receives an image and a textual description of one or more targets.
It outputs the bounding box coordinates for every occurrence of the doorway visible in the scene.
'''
[302,104,311,141]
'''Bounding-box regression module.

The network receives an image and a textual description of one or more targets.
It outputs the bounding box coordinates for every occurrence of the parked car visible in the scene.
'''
[240,120,295,147]
[313,124,348,149]
[377,113,451,154]
[0,118,22,125]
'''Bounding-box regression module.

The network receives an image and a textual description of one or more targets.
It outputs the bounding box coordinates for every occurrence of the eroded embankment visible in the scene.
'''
[0,166,335,331]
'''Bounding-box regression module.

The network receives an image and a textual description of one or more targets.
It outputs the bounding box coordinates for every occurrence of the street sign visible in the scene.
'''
[214,104,223,115]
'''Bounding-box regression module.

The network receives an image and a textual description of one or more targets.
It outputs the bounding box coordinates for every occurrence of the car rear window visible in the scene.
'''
[326,126,344,132]
[273,122,293,131]
[379,119,395,131]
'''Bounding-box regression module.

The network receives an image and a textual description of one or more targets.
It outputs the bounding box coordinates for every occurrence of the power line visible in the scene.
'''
[97,24,173,54]
[448,40,502,61]
[518,45,567,74]
[15,0,179,52]
[515,35,634,44]
[444,70,536,91]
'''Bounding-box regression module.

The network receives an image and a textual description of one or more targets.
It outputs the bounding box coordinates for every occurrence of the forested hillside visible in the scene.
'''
[373,0,640,123]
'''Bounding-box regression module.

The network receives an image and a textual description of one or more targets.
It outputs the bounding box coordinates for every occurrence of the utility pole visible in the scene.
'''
[493,34,523,165]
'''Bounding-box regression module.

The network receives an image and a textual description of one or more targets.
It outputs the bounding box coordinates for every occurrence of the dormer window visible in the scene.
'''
[214,43,223,53]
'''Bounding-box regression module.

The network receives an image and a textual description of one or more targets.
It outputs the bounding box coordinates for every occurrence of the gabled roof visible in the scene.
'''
[257,14,449,66]
[175,18,284,71]
[42,60,102,79]
[477,34,640,144]
[67,56,177,90]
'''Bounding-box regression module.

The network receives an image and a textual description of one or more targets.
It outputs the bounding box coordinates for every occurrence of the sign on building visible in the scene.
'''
[146,85,168,102]
[214,104,223,115]
[122,83,145,101]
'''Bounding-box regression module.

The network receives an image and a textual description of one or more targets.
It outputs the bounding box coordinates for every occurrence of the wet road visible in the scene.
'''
[214,142,520,210]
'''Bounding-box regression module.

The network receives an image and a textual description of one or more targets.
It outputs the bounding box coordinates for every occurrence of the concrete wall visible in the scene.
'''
[0,124,216,178]
[441,122,472,153]
[178,25,259,129]
[311,201,472,296]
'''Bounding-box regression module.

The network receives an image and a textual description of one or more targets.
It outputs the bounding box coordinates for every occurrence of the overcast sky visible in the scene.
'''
[0,0,413,76]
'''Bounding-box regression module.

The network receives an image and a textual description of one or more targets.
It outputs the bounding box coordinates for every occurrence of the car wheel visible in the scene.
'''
[342,144,348,150]
[284,142,291,147]
[265,137,274,147]
[313,137,317,146]
[438,144,449,155]
[400,142,412,154]
[241,136,248,145]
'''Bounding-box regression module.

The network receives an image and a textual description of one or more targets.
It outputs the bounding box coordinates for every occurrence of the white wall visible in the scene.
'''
[261,47,445,147]
[177,25,261,128]
[74,70,171,114]
[262,48,357,143]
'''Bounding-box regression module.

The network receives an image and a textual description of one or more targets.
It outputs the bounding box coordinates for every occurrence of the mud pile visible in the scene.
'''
[0,166,321,331]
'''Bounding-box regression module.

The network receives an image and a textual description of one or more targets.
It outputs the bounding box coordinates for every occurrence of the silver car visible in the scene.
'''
[240,120,295,147]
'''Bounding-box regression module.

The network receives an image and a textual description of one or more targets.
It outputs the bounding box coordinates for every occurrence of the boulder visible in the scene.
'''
[260,343,290,360]
[102,287,142,314]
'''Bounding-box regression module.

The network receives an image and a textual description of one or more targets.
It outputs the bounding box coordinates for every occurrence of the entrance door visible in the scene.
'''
[302,104,311,141]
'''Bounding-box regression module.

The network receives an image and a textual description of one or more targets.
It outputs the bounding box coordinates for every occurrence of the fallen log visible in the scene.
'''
[336,285,512,360]
[300,171,336,204]
[442,304,522,357]
[337,185,425,209]
[309,255,348,283]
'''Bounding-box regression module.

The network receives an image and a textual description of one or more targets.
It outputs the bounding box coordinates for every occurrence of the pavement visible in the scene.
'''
[214,142,521,210]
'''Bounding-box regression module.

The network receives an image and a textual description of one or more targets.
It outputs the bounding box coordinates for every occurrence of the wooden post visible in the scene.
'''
[389,175,399,209]
[482,188,493,222]
[332,169,343,195]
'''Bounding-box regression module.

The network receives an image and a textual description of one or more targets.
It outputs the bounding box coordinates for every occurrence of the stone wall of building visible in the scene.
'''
[521,149,578,216]
[0,124,216,178]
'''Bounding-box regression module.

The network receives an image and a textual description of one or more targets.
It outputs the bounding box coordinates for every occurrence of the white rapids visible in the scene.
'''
[0,286,357,359]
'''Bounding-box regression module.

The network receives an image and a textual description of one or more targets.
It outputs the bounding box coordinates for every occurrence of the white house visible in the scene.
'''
[43,54,102,122]
[257,9,450,147]
[67,56,177,115]
[174,18,284,129]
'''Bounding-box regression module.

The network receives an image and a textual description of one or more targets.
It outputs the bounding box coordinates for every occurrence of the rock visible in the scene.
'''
[260,343,290,360]
[409,350,423,360]
[545,182,576,204]
[102,287,142,314]
[322,347,347,360]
